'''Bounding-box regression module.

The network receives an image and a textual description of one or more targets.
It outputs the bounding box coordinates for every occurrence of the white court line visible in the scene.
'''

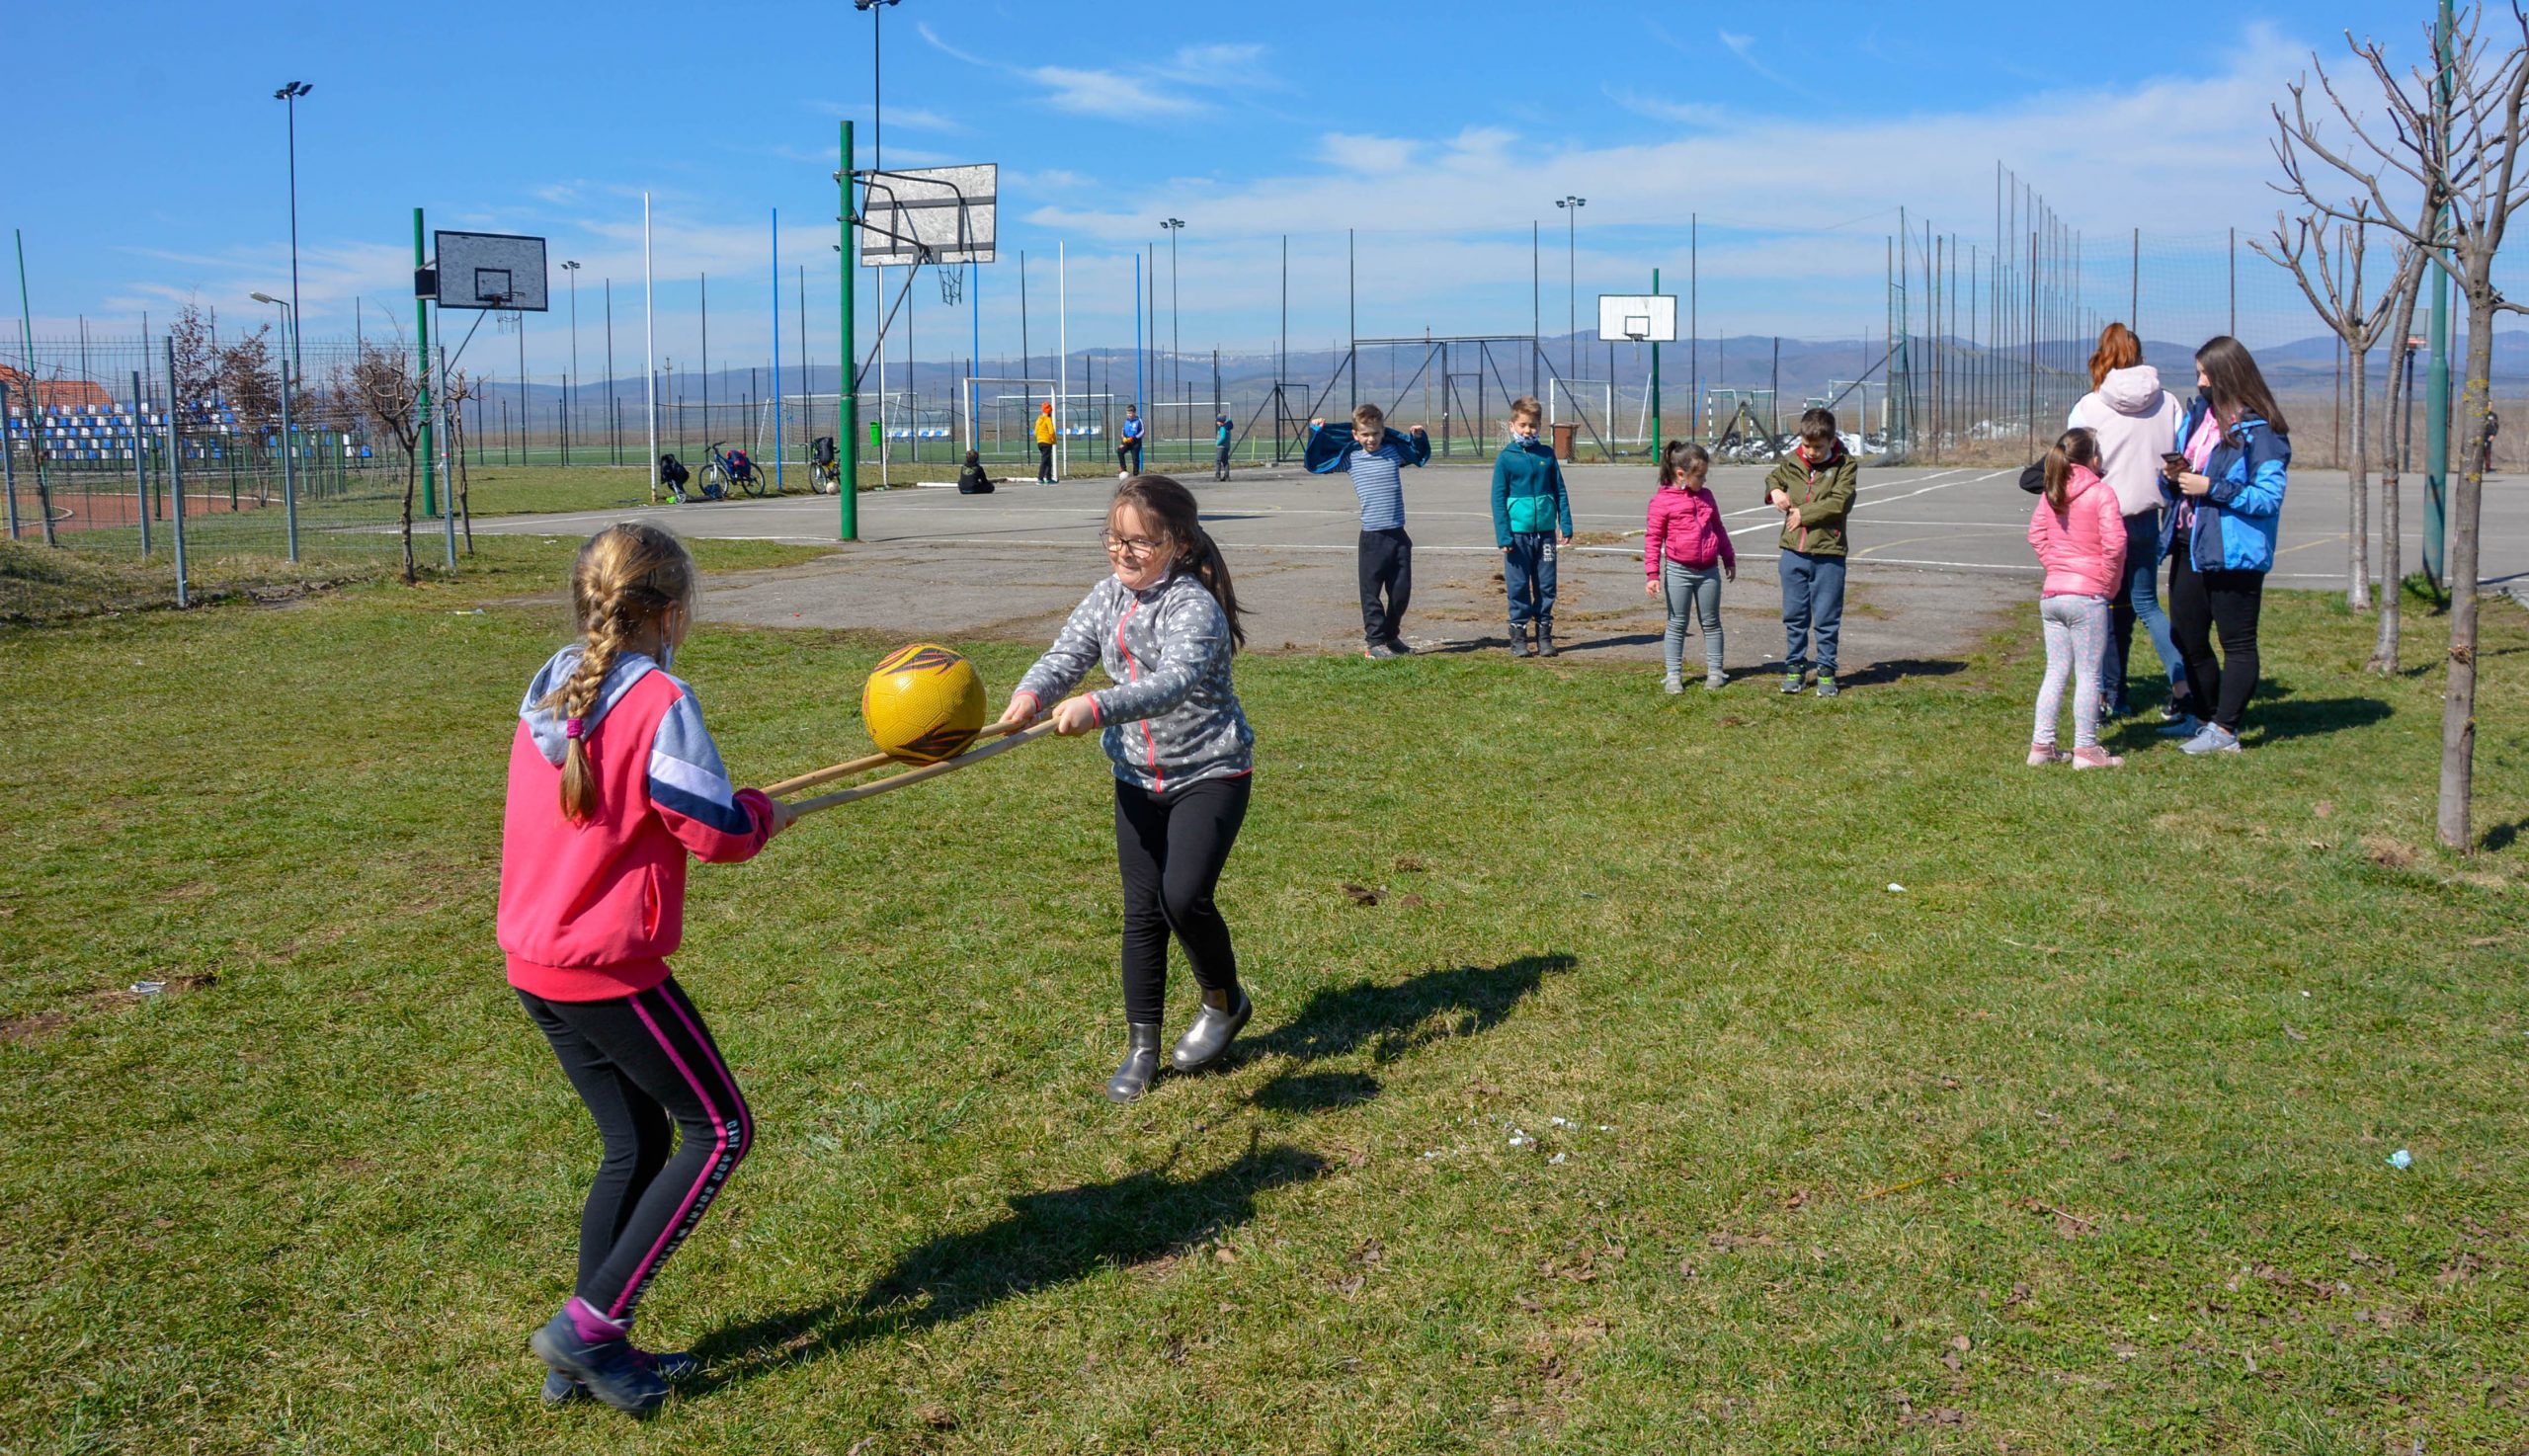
[1724,467,2012,539]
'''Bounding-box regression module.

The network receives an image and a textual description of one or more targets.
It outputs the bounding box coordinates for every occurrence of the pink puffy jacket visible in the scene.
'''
[1643,482,1737,574]
[2026,466,2127,599]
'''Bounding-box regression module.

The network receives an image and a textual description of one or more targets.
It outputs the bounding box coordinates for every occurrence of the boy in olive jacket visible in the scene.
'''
[1491,396,1575,656]
[1764,408,1858,696]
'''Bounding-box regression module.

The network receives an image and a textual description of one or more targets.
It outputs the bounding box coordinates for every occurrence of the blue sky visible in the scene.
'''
[9,0,2459,381]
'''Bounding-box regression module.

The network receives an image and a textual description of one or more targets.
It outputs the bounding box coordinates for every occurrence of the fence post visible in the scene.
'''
[1,379,17,540]
[281,358,300,562]
[132,369,151,556]
[165,337,190,607]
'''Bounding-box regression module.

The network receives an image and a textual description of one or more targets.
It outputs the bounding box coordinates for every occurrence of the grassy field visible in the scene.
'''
[3,543,2525,1454]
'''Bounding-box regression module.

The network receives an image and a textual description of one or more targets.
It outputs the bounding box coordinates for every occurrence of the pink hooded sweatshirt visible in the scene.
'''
[1644,481,1737,575]
[2069,365,2185,517]
[2027,466,2127,599]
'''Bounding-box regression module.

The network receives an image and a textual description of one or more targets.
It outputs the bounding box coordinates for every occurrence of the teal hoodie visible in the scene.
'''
[1491,436,1573,543]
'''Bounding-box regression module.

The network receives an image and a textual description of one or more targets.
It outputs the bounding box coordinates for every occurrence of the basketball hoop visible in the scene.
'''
[939,262,963,305]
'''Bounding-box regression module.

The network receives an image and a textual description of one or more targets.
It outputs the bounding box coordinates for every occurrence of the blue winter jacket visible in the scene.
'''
[2164,397,2289,573]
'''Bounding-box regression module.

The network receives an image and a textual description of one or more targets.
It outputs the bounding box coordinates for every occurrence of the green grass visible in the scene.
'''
[2,549,2525,1454]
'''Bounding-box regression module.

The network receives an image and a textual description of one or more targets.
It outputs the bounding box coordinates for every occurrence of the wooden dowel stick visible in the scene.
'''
[765,718,1034,797]
[782,722,1057,818]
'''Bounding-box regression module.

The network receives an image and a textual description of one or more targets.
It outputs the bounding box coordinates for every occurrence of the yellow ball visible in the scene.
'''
[862,644,986,764]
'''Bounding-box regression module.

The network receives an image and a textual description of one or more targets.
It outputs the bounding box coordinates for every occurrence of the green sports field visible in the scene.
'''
[2,537,2524,1453]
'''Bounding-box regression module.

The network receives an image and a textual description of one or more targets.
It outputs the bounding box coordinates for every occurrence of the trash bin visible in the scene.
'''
[1550,422,1578,461]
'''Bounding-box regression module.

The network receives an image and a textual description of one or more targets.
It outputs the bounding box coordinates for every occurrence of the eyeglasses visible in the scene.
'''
[1101,529,1164,557]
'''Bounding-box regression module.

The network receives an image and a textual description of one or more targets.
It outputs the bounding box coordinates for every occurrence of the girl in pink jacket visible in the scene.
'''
[498,524,788,1416]
[2026,428,2129,768]
[1643,440,1737,691]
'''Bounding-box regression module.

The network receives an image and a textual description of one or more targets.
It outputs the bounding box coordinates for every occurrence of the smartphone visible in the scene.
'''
[2162,452,2190,476]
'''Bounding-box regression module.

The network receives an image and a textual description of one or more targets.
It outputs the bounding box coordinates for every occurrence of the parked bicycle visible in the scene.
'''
[700,442,769,499]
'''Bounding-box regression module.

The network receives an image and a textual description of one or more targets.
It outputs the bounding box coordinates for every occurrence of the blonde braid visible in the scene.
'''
[541,524,699,823]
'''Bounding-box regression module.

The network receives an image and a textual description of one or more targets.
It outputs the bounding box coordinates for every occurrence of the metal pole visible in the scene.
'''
[165,337,189,606]
[12,227,53,546]
[839,121,859,537]
[281,355,298,560]
[1689,214,1697,440]
[1650,266,1661,458]
[699,272,709,464]
[414,208,437,522]
[645,194,659,503]
[132,369,150,554]
[1058,240,1069,479]
[2228,226,2237,338]
[564,262,580,466]
[442,346,456,569]
[0,379,16,539]
[772,206,783,490]
[2424,0,2454,585]
[285,87,304,381]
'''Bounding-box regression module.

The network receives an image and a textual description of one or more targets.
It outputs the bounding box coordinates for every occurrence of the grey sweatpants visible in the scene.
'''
[1662,558,1726,681]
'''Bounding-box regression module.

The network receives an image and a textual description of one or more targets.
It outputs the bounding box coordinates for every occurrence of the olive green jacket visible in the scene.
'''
[1761,446,1858,557]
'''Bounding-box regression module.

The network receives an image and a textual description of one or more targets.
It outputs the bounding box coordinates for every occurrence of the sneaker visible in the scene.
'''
[1363,642,1400,660]
[2027,743,2070,767]
[2179,723,2243,755]
[2157,715,2205,739]
[543,1348,700,1407]
[2071,745,2125,769]
[2159,701,2191,724]
[1384,637,1415,656]
[1813,673,1840,699]
[1704,671,1728,691]
[1780,670,1808,695]
[530,1304,670,1417]
[1664,676,1685,695]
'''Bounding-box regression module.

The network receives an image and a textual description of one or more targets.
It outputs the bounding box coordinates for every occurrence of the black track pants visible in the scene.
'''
[1113,774,1250,1025]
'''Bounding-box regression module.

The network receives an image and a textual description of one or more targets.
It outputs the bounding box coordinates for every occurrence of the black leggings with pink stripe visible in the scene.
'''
[518,977,752,1325]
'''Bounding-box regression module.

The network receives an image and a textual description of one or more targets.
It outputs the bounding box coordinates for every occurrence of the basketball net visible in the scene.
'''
[938,262,963,305]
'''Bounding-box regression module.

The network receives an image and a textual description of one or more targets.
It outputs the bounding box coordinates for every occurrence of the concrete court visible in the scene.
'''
[476,460,2523,676]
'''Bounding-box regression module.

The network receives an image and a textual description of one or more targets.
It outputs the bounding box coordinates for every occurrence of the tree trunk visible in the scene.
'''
[2347,343,2371,609]
[2372,283,2422,677]
[2436,293,2496,850]
[399,450,418,585]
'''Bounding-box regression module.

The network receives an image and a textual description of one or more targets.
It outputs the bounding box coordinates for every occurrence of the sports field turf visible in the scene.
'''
[2,536,2524,1453]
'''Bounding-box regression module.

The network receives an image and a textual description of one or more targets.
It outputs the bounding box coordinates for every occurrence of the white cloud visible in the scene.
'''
[1603,87,1727,127]
[1319,133,1421,174]
[1029,65,1205,119]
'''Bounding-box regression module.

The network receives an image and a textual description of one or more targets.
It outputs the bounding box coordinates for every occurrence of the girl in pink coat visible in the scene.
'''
[2026,428,2128,768]
[1643,440,1737,691]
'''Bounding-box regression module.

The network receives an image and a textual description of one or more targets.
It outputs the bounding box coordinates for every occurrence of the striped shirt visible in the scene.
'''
[1346,446,1409,530]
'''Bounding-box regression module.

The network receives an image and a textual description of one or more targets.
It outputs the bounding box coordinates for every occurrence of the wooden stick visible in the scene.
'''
[781,722,1057,818]
[765,719,1033,797]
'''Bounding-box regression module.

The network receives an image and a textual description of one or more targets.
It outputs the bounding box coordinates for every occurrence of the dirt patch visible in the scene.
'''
[0,1011,69,1044]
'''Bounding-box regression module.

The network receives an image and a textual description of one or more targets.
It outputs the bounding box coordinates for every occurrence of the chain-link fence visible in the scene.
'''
[4,328,457,597]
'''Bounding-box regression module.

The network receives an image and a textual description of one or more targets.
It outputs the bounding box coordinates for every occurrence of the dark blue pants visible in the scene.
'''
[1505,533,1559,628]
[1779,549,1847,674]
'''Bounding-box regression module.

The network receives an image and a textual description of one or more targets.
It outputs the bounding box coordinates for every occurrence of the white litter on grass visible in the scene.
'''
[2387,1149,2412,1171]
[1549,1153,1568,1165]
[1595,1125,1614,1132]
[129,981,166,996]
[1508,1126,1533,1148]
[1887,883,1906,893]
[1550,1116,1575,1128]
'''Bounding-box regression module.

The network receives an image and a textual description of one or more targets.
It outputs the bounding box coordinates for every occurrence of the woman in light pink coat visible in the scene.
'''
[2027,427,2128,768]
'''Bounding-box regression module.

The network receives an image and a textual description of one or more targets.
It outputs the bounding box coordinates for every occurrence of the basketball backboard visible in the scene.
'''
[434,231,549,311]
[858,165,997,268]
[1598,293,1677,343]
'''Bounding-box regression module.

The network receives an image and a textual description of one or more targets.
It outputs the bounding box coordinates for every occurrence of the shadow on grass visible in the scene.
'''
[690,1140,1325,1382]
[1835,657,1971,688]
[2250,694,2391,745]
[1237,952,1577,1111]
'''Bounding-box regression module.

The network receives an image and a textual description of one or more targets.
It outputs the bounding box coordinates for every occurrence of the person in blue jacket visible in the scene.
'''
[1304,403,1430,657]
[1117,405,1145,478]
[2163,336,2289,755]
[1491,396,1575,657]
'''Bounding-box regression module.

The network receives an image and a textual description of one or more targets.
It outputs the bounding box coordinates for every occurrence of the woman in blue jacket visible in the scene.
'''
[2165,337,2289,755]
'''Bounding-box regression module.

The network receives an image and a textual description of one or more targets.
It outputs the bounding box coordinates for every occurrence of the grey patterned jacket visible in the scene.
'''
[1015,571,1254,795]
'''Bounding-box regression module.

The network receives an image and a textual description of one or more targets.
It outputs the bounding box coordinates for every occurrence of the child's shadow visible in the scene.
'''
[1241,952,1577,1112]
[687,1139,1323,1385]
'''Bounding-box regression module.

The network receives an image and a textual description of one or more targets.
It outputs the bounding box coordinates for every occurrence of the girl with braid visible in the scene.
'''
[497,523,789,1416]
[998,475,1257,1101]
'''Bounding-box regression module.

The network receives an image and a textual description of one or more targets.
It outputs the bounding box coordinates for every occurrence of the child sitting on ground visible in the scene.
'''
[957,449,996,495]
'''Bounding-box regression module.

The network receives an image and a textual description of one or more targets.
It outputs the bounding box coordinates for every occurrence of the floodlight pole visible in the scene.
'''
[561,260,580,467]
[274,81,311,380]
[253,292,299,560]
[414,207,437,523]
[1557,196,1585,380]
[838,120,859,540]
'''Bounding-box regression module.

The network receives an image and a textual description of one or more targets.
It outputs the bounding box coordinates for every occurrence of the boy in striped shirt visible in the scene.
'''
[1304,402,1431,657]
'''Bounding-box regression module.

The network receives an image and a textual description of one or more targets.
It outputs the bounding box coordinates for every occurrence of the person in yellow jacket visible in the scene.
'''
[1033,401,1058,483]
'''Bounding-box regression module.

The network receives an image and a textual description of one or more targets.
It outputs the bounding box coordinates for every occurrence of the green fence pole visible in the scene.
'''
[839,120,859,542]
[2423,0,2453,587]
[165,337,190,607]
[1,379,19,540]
[416,207,438,523]
[132,370,150,556]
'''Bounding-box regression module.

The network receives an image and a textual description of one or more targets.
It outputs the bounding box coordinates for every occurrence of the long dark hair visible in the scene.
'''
[2043,428,2099,513]
[1114,474,1246,650]
[2196,335,2288,436]
[1659,438,1711,487]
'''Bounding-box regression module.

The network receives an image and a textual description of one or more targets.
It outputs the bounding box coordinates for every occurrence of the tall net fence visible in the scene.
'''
[5,332,425,574]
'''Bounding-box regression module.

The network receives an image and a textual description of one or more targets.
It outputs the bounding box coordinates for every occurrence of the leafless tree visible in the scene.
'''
[2250,209,2422,610]
[2272,3,2529,849]
[344,338,422,584]
[2371,264,2431,676]
[213,326,282,506]
[443,365,477,554]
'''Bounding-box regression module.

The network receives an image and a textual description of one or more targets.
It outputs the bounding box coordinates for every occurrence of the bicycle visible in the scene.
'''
[701,442,768,499]
[809,435,841,494]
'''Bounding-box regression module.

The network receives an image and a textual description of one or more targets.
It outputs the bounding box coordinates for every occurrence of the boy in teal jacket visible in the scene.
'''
[1492,397,1575,656]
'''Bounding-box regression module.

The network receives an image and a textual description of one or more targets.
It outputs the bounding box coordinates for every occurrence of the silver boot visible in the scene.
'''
[1105,1023,1163,1102]
[1170,988,1252,1073]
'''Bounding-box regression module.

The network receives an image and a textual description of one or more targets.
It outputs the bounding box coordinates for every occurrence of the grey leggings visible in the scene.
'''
[1661,558,1726,680]
[2036,594,2111,750]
